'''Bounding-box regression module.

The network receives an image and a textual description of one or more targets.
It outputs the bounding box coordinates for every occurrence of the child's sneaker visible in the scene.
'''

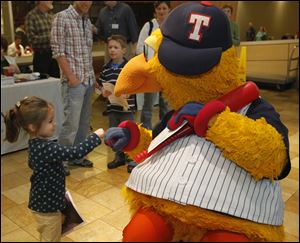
[107,159,126,169]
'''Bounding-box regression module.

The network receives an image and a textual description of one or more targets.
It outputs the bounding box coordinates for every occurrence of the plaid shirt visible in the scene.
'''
[25,7,53,49]
[51,5,95,83]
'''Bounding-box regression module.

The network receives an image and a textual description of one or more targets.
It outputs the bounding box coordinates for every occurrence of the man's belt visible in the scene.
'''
[33,48,51,53]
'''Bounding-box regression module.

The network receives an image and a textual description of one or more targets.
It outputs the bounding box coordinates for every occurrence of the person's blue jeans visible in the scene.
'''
[58,80,93,166]
[140,92,169,130]
[159,92,170,121]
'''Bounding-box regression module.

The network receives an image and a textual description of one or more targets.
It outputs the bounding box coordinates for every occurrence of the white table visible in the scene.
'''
[1,78,63,155]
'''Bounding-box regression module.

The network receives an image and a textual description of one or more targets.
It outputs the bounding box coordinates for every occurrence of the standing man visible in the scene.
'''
[94,1,139,63]
[25,1,60,77]
[51,1,95,175]
[246,22,256,41]
[222,4,240,46]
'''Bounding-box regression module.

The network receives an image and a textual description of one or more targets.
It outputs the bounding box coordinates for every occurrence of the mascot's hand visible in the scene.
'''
[105,120,140,152]
[168,102,204,130]
[104,127,130,152]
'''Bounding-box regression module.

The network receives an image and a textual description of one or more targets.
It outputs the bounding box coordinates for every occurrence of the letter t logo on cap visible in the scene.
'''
[188,13,211,42]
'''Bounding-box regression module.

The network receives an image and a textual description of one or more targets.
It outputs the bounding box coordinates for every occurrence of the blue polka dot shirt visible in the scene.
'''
[28,133,101,213]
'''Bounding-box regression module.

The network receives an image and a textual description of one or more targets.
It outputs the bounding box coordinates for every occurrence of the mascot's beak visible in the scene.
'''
[114,54,161,96]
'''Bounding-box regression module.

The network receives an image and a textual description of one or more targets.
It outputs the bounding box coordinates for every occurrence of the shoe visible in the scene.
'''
[69,159,93,167]
[127,161,137,173]
[107,159,125,169]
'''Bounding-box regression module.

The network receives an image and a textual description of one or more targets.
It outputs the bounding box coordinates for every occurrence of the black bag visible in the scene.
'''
[148,20,154,36]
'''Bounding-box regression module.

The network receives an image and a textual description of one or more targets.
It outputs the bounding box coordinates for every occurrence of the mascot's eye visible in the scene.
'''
[143,44,155,62]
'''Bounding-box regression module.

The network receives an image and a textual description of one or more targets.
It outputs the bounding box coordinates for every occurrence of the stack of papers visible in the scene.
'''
[97,83,129,111]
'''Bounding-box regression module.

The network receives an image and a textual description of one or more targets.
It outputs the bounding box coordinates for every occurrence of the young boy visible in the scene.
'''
[97,35,137,173]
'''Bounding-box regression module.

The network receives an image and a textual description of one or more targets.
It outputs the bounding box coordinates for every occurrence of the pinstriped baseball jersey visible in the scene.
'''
[125,104,284,225]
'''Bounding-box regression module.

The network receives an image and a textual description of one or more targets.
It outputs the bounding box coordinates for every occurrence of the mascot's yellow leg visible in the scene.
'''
[123,207,174,242]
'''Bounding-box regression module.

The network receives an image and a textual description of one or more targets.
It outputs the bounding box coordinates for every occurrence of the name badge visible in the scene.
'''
[112,24,119,30]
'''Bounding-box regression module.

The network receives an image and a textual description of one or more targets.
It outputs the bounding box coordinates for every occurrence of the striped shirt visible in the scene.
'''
[126,103,287,226]
[98,59,136,113]
[25,8,54,50]
[51,5,95,83]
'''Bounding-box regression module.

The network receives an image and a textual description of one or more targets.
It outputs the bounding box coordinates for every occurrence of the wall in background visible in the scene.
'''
[237,1,299,41]
[170,1,238,20]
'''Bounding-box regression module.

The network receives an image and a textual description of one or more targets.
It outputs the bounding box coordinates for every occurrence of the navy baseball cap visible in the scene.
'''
[158,1,232,75]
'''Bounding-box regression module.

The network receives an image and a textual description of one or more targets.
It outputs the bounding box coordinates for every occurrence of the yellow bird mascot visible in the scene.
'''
[104,2,291,242]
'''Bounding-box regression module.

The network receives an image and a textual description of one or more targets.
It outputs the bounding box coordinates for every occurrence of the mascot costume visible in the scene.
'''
[104,2,291,242]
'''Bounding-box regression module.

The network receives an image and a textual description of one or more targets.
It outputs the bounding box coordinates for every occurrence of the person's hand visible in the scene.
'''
[68,76,81,87]
[3,66,12,76]
[168,102,204,130]
[102,89,112,97]
[94,82,100,89]
[92,25,97,34]
[94,128,105,138]
[8,66,16,72]
[104,127,130,152]
[16,49,21,56]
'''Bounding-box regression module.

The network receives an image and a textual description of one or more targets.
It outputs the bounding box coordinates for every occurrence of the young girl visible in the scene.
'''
[4,96,105,242]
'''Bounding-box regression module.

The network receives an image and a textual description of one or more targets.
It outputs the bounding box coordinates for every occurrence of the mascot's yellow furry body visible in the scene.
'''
[105,2,290,242]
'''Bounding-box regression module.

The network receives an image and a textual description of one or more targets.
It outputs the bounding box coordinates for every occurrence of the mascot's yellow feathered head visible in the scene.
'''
[115,1,246,110]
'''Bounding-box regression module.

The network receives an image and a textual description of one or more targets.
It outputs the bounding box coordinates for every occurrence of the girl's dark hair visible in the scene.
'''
[154,1,171,9]
[4,96,51,142]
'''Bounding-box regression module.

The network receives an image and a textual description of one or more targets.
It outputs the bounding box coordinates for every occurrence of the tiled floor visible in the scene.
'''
[1,87,299,242]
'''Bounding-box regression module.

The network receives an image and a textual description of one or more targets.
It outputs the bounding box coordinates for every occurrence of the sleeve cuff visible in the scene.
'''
[194,100,226,137]
[118,120,140,151]
[52,52,65,59]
